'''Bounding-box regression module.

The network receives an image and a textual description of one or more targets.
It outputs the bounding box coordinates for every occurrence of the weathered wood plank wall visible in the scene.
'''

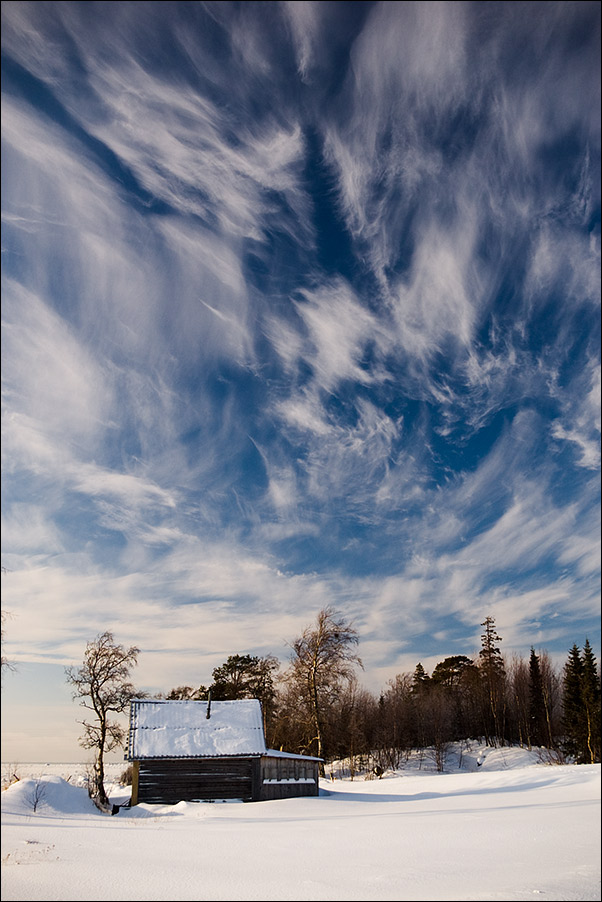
[259,755,320,801]
[135,757,256,804]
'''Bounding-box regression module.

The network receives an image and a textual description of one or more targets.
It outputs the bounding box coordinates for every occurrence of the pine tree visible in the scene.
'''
[209,653,280,738]
[478,617,506,746]
[431,655,479,740]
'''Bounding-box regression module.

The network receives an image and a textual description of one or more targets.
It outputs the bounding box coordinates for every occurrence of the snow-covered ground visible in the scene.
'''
[1,744,600,901]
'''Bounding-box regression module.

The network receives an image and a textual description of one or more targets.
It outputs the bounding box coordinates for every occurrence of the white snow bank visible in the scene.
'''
[1,745,600,901]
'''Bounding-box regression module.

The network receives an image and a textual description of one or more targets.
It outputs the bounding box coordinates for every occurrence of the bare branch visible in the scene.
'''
[65,631,140,810]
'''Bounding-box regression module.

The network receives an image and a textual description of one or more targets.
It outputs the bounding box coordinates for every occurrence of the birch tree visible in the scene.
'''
[65,632,140,812]
[287,607,362,772]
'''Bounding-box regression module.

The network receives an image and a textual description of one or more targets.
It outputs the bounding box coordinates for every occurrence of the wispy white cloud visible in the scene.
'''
[1,280,112,451]
[1,504,64,555]
[525,226,601,312]
[321,1,469,277]
[292,281,381,392]
[0,1,598,748]
[387,217,480,364]
[0,536,338,685]
[558,500,601,580]
[550,358,601,470]
[281,0,322,81]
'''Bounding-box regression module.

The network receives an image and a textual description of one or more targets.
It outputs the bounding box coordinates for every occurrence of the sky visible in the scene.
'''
[1,748,600,901]
[1,1,601,762]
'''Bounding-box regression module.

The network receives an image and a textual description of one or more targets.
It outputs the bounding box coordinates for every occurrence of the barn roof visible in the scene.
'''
[264,748,323,762]
[127,698,267,759]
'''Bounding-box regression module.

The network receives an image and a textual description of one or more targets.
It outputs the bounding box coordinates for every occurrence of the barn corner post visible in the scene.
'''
[130,761,140,805]
[126,697,140,805]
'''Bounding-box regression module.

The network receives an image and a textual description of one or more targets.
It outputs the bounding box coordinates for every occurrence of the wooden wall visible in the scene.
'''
[130,754,320,804]
[133,757,258,804]
[258,755,320,801]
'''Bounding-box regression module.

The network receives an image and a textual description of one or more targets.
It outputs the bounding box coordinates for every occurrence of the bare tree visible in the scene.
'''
[539,650,563,749]
[1,609,17,681]
[26,775,47,812]
[65,632,140,812]
[373,673,414,771]
[507,653,530,748]
[286,607,362,773]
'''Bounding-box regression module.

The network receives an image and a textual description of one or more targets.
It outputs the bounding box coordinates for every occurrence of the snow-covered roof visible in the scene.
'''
[264,749,323,762]
[127,698,267,759]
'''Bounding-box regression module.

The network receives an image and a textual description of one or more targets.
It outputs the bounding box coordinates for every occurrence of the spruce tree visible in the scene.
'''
[560,642,599,763]
[410,663,431,750]
[580,639,601,764]
[561,643,583,759]
[528,648,547,748]
[411,662,430,693]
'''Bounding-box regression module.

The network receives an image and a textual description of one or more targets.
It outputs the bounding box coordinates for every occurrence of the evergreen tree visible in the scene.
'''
[209,653,278,702]
[560,642,601,763]
[431,655,474,688]
[411,662,430,693]
[478,617,506,746]
[528,648,547,748]
[209,653,280,737]
[561,643,585,760]
[580,639,601,764]
[431,655,479,741]
[410,663,431,750]
[164,685,208,700]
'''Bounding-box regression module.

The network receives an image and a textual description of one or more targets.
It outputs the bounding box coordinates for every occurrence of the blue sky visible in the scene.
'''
[1,1,600,761]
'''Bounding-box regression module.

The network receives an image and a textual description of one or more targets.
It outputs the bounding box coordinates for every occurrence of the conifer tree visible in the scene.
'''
[528,648,547,748]
[411,662,430,693]
[561,643,585,760]
[209,653,280,737]
[431,655,479,740]
[580,639,601,764]
[560,642,601,763]
[410,663,431,750]
[478,617,506,746]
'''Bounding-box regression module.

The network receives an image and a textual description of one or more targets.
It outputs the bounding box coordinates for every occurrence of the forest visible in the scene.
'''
[156,609,601,774]
[59,608,601,810]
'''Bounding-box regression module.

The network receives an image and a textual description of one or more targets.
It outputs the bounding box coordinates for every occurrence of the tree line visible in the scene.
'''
[63,609,600,811]
[155,612,600,771]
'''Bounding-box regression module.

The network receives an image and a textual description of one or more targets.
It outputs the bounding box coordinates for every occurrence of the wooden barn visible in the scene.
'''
[126,698,322,804]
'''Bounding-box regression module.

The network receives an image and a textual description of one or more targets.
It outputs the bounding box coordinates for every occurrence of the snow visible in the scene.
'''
[128,699,267,758]
[1,745,600,902]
